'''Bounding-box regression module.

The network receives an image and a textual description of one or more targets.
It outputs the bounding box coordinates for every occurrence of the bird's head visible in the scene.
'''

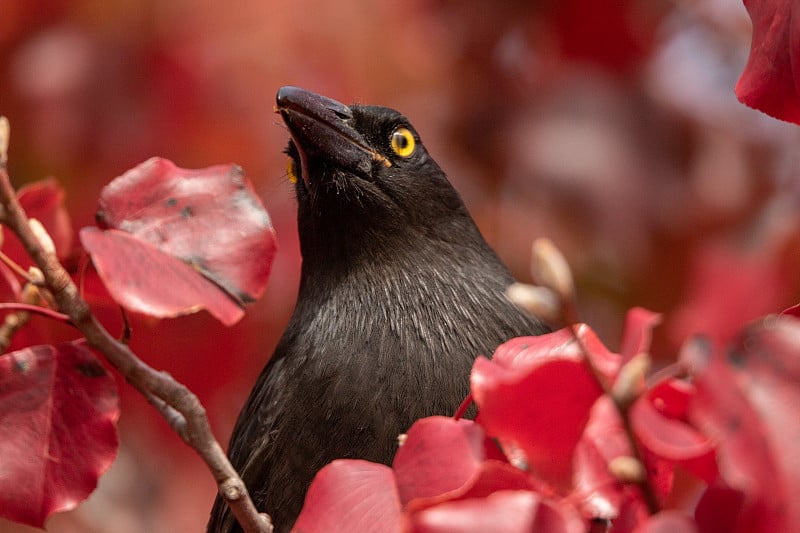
[276,86,477,265]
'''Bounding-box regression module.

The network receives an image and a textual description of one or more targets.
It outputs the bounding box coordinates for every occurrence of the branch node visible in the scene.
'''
[221,477,247,501]
[611,352,651,410]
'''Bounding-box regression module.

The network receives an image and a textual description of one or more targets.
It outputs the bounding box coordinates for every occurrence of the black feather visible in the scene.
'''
[208,87,547,532]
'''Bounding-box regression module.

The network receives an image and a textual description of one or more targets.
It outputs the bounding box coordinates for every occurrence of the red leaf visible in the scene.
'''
[3,179,73,266]
[490,326,621,382]
[783,303,800,317]
[669,244,790,346]
[86,157,276,321]
[405,460,542,513]
[0,342,119,527]
[630,396,717,483]
[457,461,542,498]
[471,326,619,491]
[406,490,585,533]
[393,417,504,505]
[81,227,246,325]
[735,0,800,123]
[694,485,746,533]
[293,460,401,533]
[618,308,661,365]
[683,318,800,532]
[572,395,680,520]
[632,510,699,533]
[572,397,631,520]
[647,378,693,420]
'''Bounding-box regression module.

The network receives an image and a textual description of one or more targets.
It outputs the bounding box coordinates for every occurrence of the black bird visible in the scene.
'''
[208,86,548,532]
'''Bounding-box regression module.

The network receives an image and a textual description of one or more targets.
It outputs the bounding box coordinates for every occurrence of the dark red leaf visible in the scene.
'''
[471,326,619,492]
[3,179,73,266]
[683,317,800,532]
[783,303,800,317]
[393,417,505,505]
[85,157,276,321]
[293,460,401,533]
[80,227,245,325]
[0,342,119,527]
[694,485,746,533]
[735,0,800,123]
[406,490,585,533]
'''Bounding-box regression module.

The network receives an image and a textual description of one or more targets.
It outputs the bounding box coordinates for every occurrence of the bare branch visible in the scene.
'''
[0,160,271,532]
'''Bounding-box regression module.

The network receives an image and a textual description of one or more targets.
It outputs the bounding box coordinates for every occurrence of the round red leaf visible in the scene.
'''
[89,157,277,316]
[393,416,504,505]
[80,227,245,325]
[0,342,119,527]
[735,0,800,123]
[293,459,402,533]
[471,326,616,491]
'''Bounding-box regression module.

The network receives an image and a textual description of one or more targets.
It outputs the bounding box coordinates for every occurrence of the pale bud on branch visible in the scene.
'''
[530,238,575,304]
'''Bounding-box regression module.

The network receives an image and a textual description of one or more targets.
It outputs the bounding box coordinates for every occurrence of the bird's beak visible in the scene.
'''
[276,86,390,188]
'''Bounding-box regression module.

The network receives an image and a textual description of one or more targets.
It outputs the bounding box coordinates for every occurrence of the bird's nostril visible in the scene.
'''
[332,108,351,120]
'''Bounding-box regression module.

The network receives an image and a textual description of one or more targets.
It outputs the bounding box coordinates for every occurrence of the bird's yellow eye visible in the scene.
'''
[287,157,298,184]
[390,127,415,157]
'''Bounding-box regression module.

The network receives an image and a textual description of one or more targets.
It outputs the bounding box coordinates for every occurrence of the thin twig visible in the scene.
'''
[0,163,271,533]
[0,249,40,283]
[562,302,661,514]
[0,302,72,323]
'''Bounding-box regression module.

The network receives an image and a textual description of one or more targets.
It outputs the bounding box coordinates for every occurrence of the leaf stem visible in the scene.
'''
[453,392,474,420]
[0,302,71,323]
[0,249,40,284]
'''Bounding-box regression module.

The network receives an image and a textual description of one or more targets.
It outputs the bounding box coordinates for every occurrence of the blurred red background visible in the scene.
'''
[1,1,799,531]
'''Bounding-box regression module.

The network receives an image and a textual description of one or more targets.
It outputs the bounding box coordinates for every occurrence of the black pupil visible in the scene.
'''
[394,131,408,149]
